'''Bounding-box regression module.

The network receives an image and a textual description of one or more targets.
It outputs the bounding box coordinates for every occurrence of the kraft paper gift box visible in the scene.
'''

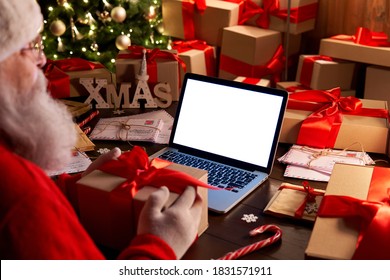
[115,47,184,101]
[306,164,390,259]
[171,40,217,82]
[319,27,390,67]
[241,0,318,35]
[75,146,210,250]
[277,81,356,97]
[193,0,240,46]
[219,25,283,83]
[264,182,325,222]
[279,89,389,154]
[234,76,271,87]
[295,55,355,90]
[44,58,112,99]
[364,65,390,107]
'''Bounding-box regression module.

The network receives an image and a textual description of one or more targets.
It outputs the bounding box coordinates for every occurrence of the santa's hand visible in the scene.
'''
[137,186,202,259]
[82,147,121,177]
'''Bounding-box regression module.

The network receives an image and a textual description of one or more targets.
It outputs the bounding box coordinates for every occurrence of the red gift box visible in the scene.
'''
[75,146,214,250]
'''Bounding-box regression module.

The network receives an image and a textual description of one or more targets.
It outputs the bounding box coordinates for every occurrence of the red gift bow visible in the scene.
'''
[279,181,324,218]
[219,44,285,86]
[181,0,207,40]
[117,46,186,86]
[43,58,104,98]
[239,0,317,28]
[98,146,218,199]
[331,27,390,47]
[172,40,216,76]
[317,166,390,259]
[299,55,333,88]
[287,88,389,148]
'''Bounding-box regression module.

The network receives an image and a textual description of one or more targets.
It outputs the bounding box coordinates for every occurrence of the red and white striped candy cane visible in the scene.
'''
[217,224,282,260]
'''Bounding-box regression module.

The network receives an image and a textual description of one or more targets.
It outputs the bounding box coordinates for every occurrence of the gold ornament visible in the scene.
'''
[115,35,131,50]
[50,20,66,37]
[111,6,127,23]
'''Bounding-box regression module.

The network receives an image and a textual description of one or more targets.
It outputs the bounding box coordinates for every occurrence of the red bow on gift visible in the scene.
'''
[332,27,390,47]
[172,40,216,76]
[98,146,218,199]
[318,167,390,259]
[287,88,389,148]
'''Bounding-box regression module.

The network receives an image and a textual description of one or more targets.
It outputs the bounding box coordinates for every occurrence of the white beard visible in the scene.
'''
[0,70,77,173]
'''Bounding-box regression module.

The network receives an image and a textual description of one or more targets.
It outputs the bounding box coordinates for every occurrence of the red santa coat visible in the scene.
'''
[0,143,176,260]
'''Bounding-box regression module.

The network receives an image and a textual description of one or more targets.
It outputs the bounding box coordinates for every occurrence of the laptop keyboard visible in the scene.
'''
[157,150,258,193]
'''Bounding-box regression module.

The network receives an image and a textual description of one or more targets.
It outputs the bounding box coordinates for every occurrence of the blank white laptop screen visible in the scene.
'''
[172,78,285,168]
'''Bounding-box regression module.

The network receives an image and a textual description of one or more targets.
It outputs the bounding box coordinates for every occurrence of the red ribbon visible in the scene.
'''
[239,0,317,28]
[287,88,389,148]
[317,166,390,259]
[98,146,218,199]
[279,181,324,218]
[331,27,390,47]
[117,46,186,87]
[241,77,262,85]
[219,44,285,86]
[43,58,104,98]
[299,55,333,87]
[172,40,216,76]
[181,0,207,39]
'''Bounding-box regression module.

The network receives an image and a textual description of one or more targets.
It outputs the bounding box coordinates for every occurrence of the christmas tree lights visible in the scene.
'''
[39,0,169,71]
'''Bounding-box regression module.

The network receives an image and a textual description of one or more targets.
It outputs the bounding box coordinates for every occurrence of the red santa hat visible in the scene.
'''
[0,0,43,62]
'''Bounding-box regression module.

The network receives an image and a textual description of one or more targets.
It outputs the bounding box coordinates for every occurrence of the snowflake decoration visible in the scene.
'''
[305,202,319,214]
[241,214,259,223]
[113,109,125,115]
[97,148,111,155]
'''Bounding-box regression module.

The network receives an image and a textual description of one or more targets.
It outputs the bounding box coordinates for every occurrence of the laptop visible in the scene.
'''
[150,73,288,213]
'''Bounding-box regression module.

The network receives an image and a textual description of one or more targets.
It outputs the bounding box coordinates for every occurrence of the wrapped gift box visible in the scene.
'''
[234,76,271,87]
[162,0,239,46]
[306,164,390,259]
[296,55,355,90]
[44,58,112,99]
[277,81,356,97]
[364,65,390,106]
[75,148,209,250]
[264,182,325,222]
[219,25,283,82]
[115,47,183,101]
[194,0,240,46]
[242,0,318,34]
[171,40,217,82]
[280,92,389,154]
[319,38,390,67]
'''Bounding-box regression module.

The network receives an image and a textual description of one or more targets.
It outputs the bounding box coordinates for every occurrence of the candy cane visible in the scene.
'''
[217,224,282,260]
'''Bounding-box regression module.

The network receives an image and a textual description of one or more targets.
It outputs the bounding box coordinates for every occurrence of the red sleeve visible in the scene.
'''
[56,173,83,214]
[117,234,177,260]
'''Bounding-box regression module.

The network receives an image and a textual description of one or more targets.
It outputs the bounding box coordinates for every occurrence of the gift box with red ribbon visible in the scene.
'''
[171,40,217,81]
[234,76,271,87]
[264,182,325,222]
[276,81,356,97]
[115,46,186,101]
[279,88,389,153]
[295,54,355,90]
[75,146,212,250]
[240,0,318,34]
[319,27,390,67]
[306,163,390,259]
[44,58,112,99]
[219,25,284,85]
[162,0,240,47]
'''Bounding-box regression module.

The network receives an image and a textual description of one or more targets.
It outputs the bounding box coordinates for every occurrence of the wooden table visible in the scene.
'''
[86,103,390,260]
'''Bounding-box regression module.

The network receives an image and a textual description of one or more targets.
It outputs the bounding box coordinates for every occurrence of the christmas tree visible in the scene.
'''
[38,0,169,71]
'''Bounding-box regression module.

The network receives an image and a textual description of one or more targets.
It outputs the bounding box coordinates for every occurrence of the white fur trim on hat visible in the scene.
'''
[0,0,43,62]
